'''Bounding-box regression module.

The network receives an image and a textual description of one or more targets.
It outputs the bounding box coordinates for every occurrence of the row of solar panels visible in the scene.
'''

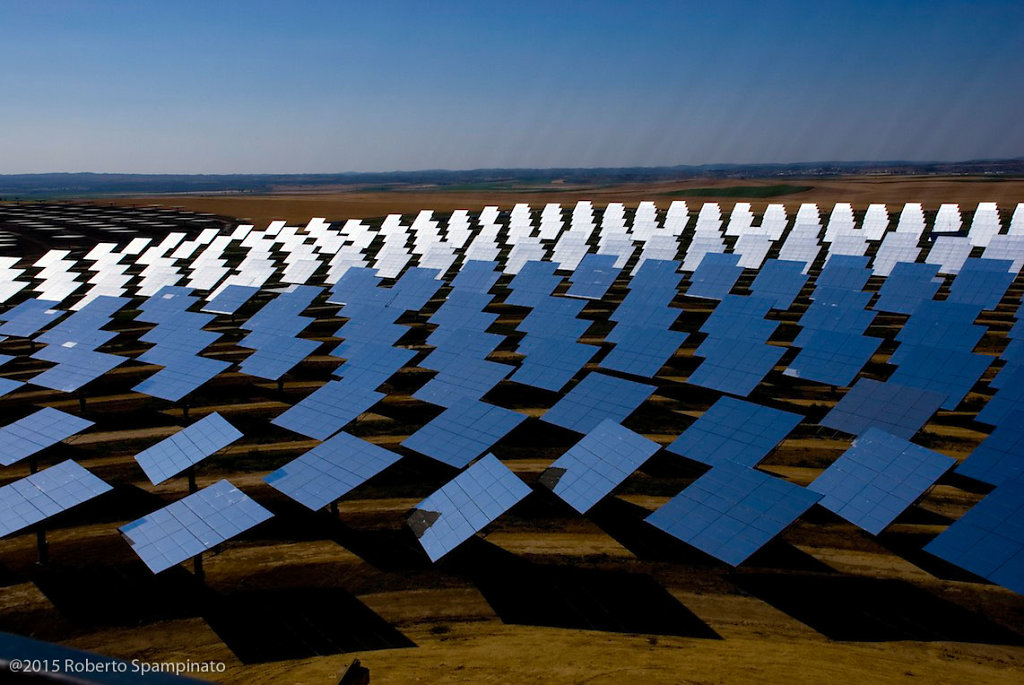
[1,377,1015,589]
[0,204,223,251]
[4,201,1024,314]
[3,250,1015,461]
[0,246,1017,405]
[0,258,1013,419]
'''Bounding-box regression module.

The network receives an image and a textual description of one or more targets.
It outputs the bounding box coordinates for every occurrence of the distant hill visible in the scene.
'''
[1,159,1022,199]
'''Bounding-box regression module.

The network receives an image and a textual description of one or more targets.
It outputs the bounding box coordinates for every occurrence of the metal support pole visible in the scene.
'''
[36,529,48,565]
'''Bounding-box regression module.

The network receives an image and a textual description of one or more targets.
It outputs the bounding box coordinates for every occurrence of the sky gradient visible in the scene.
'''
[1,0,1022,173]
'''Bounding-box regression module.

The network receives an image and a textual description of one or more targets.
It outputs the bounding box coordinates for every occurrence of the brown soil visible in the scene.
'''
[94,176,1024,229]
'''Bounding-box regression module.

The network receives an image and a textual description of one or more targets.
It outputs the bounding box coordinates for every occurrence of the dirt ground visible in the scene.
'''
[94,176,1024,229]
[0,191,1023,683]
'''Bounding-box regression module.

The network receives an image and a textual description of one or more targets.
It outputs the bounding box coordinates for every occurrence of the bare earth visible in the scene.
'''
[95,176,1024,228]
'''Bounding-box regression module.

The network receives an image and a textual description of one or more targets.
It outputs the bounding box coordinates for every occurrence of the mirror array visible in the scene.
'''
[1,199,1023,621]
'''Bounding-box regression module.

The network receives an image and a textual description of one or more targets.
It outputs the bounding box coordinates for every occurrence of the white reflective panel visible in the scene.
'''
[733,234,773,269]
[777,223,821,273]
[827,233,868,258]
[505,238,547,275]
[1009,203,1024,235]
[760,203,788,241]
[896,203,926,238]
[933,203,962,233]
[872,232,921,277]
[968,202,1002,247]
[824,203,856,242]
[982,235,1024,273]
[632,233,680,274]
[925,236,972,274]
[862,204,889,241]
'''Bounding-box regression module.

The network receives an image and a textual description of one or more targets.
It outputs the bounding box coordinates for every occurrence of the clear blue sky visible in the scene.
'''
[1,0,1021,173]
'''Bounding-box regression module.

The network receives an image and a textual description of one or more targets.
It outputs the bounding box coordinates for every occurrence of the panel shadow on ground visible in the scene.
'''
[328,521,433,572]
[451,540,719,638]
[732,572,1024,644]
[874,529,990,583]
[203,587,416,664]
[30,562,204,628]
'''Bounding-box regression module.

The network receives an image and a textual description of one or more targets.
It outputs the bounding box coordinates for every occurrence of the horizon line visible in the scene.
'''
[2,157,1023,178]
